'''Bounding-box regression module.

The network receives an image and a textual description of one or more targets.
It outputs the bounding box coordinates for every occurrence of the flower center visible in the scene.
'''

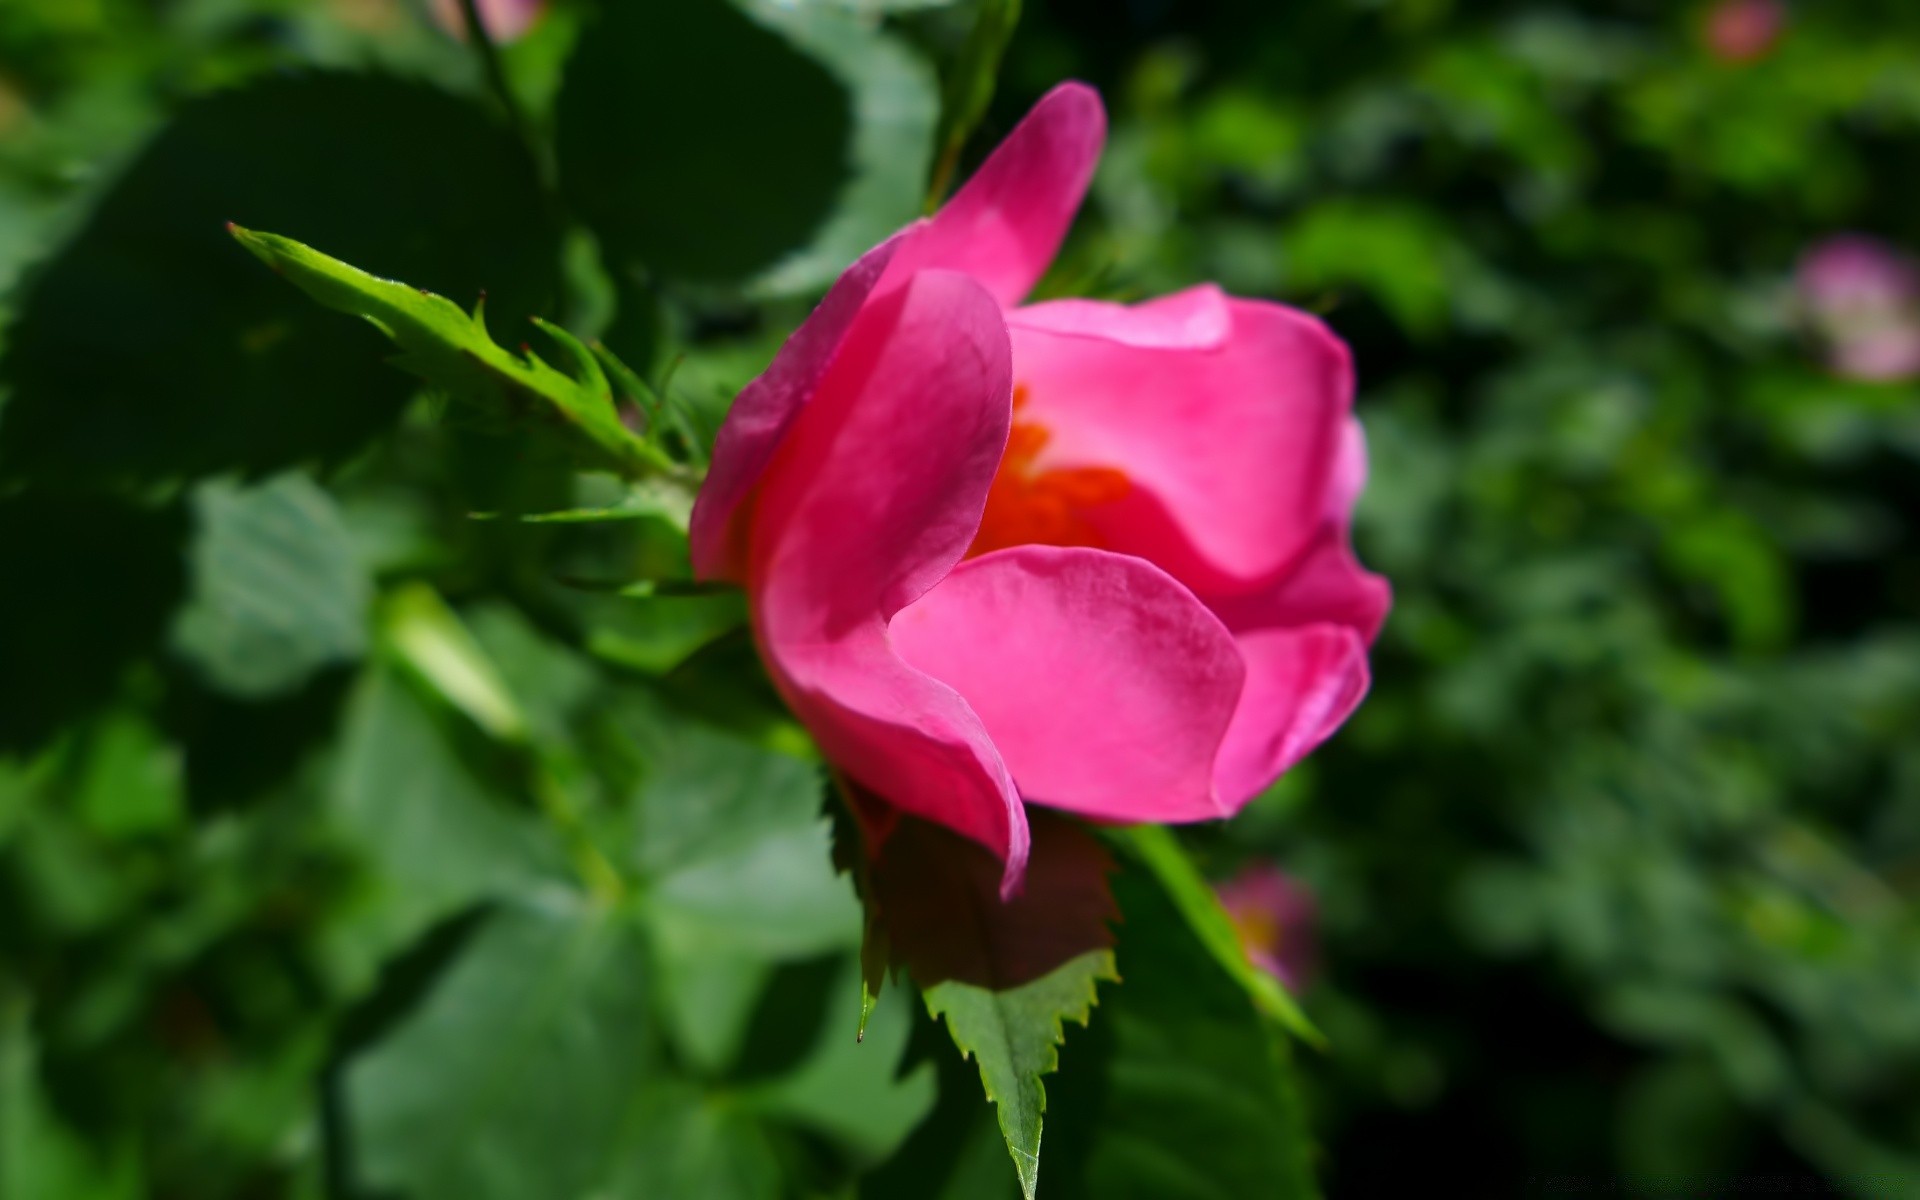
[967,384,1131,558]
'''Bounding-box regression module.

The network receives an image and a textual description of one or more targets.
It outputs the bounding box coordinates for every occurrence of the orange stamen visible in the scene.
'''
[968,385,1131,558]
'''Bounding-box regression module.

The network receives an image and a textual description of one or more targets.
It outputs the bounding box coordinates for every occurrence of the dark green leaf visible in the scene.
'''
[745,4,939,295]
[1043,866,1321,1200]
[0,73,559,486]
[0,492,187,755]
[69,711,183,840]
[556,0,851,285]
[0,996,140,1199]
[743,957,938,1166]
[340,897,656,1200]
[1108,825,1321,1045]
[169,474,371,699]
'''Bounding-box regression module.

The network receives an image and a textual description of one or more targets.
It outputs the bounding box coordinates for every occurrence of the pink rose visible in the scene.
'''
[1797,236,1920,382]
[691,85,1389,891]
[1217,863,1318,989]
[1703,0,1786,64]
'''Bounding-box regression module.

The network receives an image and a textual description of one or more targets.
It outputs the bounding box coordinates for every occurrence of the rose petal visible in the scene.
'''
[885,82,1106,308]
[690,230,912,580]
[1206,525,1391,646]
[1212,624,1371,808]
[891,544,1245,823]
[1012,284,1232,350]
[747,268,1028,887]
[1007,296,1351,593]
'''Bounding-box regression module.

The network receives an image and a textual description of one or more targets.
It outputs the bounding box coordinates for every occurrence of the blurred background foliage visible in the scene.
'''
[2,0,1919,1196]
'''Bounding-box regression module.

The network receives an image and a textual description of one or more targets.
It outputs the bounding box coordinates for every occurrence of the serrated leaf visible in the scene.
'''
[837,801,1119,1197]
[169,473,371,699]
[1107,825,1323,1047]
[926,948,1116,1200]
[229,225,688,488]
[0,73,558,487]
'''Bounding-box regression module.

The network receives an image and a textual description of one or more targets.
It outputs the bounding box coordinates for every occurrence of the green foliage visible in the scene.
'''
[5,0,1916,1196]
[1017,0,1920,1188]
[229,226,681,486]
[340,897,656,1200]
[1043,866,1319,1200]
[171,474,372,699]
[924,952,1114,1200]
[0,71,558,486]
[926,0,1022,205]
[557,0,936,294]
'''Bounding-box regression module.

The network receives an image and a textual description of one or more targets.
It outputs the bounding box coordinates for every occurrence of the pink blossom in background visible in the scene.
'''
[429,0,547,43]
[690,84,1389,892]
[1217,863,1318,989]
[1797,236,1920,382]
[1703,0,1786,63]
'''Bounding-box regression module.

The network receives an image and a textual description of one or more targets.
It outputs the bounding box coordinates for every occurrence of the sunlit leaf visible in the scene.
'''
[169,474,371,699]
[926,950,1115,1200]
[229,226,686,487]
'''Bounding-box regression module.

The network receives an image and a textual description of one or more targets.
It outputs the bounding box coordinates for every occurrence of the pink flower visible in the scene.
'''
[691,85,1389,891]
[1217,864,1318,989]
[1797,236,1920,382]
[429,0,546,43]
[1703,0,1786,63]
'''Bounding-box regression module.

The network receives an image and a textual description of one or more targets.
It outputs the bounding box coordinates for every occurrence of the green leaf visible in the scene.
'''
[0,995,141,1200]
[842,804,1119,1199]
[69,711,184,840]
[1109,825,1323,1047]
[379,583,535,746]
[0,73,558,487]
[581,590,749,676]
[1042,865,1322,1200]
[743,956,938,1165]
[599,694,860,1072]
[925,950,1116,1200]
[169,473,371,699]
[605,1088,784,1199]
[0,493,187,755]
[556,0,855,286]
[742,1,940,295]
[925,0,1023,205]
[229,226,687,487]
[341,897,658,1200]
[320,663,565,993]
